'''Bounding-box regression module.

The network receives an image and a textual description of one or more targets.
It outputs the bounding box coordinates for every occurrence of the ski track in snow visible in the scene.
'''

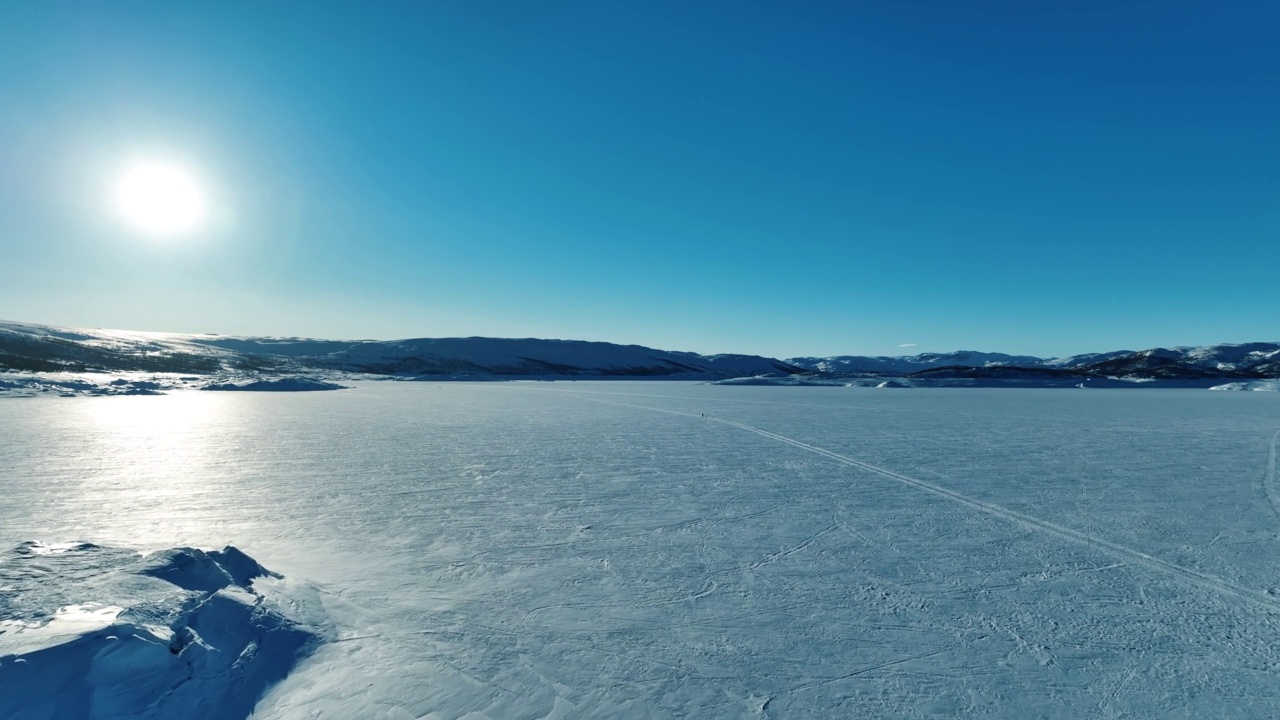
[1261,429,1280,525]
[564,392,1280,613]
[512,386,889,413]
[782,647,953,695]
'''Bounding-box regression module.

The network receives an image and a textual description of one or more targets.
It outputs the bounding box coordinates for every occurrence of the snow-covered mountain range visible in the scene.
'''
[1,320,1276,388]
[787,351,1050,375]
[0,320,801,379]
[786,344,1280,379]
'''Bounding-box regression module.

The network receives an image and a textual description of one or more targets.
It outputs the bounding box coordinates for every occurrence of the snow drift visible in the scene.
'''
[0,542,329,720]
[1209,380,1280,392]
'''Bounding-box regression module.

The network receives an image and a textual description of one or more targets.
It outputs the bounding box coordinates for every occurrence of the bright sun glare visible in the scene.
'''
[116,162,207,236]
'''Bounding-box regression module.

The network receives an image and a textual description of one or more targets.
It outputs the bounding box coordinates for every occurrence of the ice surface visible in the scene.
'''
[2,383,1279,717]
[713,373,1225,389]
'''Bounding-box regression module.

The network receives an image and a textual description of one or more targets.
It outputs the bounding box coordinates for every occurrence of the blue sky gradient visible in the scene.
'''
[2,2,1276,358]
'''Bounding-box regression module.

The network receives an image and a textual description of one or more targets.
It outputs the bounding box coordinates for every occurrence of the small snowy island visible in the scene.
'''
[201,377,348,392]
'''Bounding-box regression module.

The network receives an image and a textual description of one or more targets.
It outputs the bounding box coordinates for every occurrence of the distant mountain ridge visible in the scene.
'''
[0,320,800,379]
[786,344,1280,381]
[1,319,1276,383]
[786,351,1047,375]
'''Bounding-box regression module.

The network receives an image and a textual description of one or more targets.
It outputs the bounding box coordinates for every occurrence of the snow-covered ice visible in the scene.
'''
[2,382,1279,717]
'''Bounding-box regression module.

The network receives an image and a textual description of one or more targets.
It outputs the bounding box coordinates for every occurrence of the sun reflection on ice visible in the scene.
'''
[86,390,220,435]
[73,392,243,546]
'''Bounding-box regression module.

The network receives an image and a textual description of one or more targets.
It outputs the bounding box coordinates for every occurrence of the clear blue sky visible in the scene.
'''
[2,1,1276,359]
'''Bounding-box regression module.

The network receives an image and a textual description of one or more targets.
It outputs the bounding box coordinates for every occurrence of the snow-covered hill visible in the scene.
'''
[0,320,801,380]
[1090,343,1280,376]
[787,351,1047,374]
[1038,350,1136,368]
[3,319,1276,390]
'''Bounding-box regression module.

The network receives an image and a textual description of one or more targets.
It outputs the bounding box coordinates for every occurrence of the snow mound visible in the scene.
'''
[0,542,329,720]
[201,378,347,392]
[0,373,173,397]
[141,546,278,592]
[1209,380,1280,391]
[710,374,839,386]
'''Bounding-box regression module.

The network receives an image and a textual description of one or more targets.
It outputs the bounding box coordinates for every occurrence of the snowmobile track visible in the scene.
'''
[1262,429,1280,524]
[567,393,1280,613]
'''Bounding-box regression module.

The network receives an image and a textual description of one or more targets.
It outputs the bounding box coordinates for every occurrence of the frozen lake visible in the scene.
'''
[3,382,1280,718]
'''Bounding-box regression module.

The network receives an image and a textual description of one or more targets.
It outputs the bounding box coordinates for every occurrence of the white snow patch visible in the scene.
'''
[1209,380,1280,392]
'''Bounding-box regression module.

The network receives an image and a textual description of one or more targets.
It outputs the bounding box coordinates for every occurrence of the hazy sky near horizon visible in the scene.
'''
[2,2,1276,359]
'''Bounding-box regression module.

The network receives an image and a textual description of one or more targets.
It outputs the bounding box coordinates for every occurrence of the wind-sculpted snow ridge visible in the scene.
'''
[0,542,330,720]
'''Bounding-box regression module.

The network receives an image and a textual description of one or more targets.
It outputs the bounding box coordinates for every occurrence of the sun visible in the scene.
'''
[115,161,207,236]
